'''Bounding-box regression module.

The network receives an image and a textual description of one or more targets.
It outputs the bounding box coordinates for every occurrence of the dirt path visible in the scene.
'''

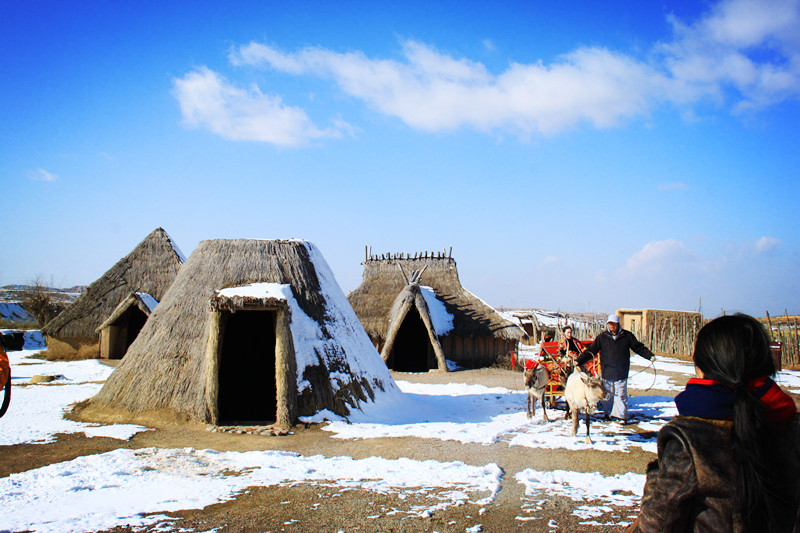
[3,366,686,533]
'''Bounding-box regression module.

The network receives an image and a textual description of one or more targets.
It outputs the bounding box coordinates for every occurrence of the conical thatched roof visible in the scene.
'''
[88,239,399,426]
[42,228,185,340]
[348,254,526,344]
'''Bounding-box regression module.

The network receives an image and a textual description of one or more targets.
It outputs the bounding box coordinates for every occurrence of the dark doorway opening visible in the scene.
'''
[106,306,149,360]
[390,307,433,372]
[124,307,148,353]
[218,310,277,425]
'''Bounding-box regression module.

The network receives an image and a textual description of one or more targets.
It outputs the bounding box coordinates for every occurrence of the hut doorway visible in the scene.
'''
[124,307,148,352]
[104,306,149,360]
[389,306,434,372]
[218,310,277,425]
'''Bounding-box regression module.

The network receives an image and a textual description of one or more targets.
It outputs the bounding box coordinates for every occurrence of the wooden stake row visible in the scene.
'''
[364,245,453,262]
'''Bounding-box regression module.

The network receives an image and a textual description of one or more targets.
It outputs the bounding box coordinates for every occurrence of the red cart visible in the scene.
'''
[537,341,600,408]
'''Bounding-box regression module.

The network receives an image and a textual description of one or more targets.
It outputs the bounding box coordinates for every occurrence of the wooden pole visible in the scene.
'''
[766,311,774,340]
[397,263,409,285]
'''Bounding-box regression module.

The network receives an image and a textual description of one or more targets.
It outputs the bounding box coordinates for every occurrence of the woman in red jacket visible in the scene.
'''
[557,325,586,357]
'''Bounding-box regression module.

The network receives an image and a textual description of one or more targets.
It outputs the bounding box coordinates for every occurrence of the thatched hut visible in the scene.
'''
[348,250,526,371]
[42,228,185,358]
[86,239,399,428]
[95,292,159,359]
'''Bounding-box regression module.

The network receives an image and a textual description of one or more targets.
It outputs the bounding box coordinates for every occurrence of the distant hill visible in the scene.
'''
[0,285,84,303]
[0,285,83,326]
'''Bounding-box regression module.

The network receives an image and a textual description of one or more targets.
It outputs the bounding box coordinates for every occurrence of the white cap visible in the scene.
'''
[607,314,620,324]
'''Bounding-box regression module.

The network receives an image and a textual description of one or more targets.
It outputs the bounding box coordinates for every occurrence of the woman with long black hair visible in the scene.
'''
[629,313,800,532]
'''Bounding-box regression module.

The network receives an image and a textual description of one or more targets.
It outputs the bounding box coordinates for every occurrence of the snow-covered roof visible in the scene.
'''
[134,292,159,313]
[162,228,187,263]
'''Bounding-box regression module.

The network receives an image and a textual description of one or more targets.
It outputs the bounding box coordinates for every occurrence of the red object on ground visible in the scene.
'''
[0,346,9,391]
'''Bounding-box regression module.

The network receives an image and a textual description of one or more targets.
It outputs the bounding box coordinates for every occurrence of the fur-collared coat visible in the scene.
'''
[628,415,800,532]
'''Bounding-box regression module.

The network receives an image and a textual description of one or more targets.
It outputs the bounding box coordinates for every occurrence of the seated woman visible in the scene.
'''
[557,325,586,357]
[628,313,800,532]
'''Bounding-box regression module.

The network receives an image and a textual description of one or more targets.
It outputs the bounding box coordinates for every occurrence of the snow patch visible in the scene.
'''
[420,286,454,335]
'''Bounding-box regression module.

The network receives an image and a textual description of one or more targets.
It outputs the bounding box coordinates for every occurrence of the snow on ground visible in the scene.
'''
[515,469,645,527]
[309,381,532,444]
[504,394,678,454]
[312,355,694,453]
[628,354,695,391]
[0,447,502,533]
[1,332,147,445]
[0,383,145,445]
[2,333,799,533]
[314,380,678,453]
[777,368,800,394]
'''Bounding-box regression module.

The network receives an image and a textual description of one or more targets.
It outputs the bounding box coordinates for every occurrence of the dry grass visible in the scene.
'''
[41,341,99,361]
[0,319,37,329]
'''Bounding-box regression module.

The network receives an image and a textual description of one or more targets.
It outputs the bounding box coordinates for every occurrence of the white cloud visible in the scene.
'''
[540,255,560,266]
[621,239,694,276]
[172,67,345,147]
[598,235,795,313]
[27,168,58,182]
[754,235,782,253]
[230,40,668,136]
[658,0,800,110]
[183,0,800,142]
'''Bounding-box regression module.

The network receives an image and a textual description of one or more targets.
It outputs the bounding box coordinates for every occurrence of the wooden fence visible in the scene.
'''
[632,311,800,368]
[527,310,799,368]
[765,311,800,368]
[632,316,702,358]
[526,315,605,347]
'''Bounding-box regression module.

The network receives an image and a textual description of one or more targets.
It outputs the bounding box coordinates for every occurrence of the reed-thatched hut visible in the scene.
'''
[95,292,159,359]
[85,239,399,428]
[42,228,185,358]
[348,249,526,371]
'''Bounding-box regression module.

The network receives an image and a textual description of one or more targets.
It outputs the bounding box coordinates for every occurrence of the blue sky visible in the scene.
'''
[2,0,799,318]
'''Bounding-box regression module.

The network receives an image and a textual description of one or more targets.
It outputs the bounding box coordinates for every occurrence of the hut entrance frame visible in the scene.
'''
[386,305,436,372]
[204,301,298,427]
[218,309,277,424]
[380,264,449,373]
[96,294,158,360]
[102,305,148,360]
